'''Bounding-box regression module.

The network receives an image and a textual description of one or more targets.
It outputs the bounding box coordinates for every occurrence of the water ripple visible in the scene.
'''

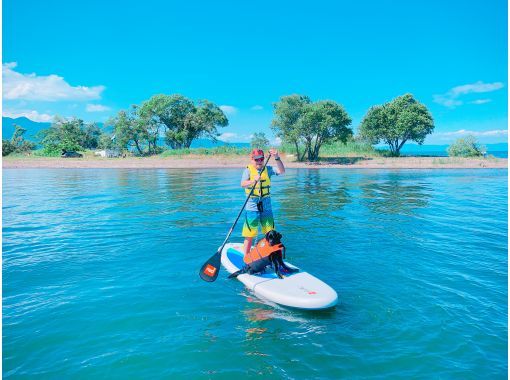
[2,168,507,379]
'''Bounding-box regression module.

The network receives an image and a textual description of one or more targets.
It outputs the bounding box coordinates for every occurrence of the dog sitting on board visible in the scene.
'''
[229,230,298,279]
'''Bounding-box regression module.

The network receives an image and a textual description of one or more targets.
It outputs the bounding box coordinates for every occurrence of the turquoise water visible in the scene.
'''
[3,168,507,379]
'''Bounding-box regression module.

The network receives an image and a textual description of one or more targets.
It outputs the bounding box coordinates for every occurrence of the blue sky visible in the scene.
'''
[3,0,508,144]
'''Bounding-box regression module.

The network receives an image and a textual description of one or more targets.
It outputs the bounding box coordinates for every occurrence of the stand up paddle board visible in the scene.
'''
[221,243,338,310]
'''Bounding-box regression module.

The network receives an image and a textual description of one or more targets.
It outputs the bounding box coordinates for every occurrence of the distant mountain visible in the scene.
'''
[2,117,250,149]
[2,117,108,141]
[2,117,51,141]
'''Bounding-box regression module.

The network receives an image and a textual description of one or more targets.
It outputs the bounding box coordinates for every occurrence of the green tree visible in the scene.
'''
[298,100,352,161]
[98,133,116,150]
[2,140,15,156]
[138,94,180,152]
[272,95,311,161]
[107,106,149,155]
[11,125,27,147]
[447,135,486,157]
[82,123,102,149]
[139,94,228,150]
[38,117,86,155]
[358,93,434,156]
[10,125,35,153]
[251,132,270,149]
[272,95,352,161]
[190,100,228,146]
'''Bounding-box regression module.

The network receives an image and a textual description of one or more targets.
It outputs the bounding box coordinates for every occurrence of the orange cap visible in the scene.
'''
[250,149,264,159]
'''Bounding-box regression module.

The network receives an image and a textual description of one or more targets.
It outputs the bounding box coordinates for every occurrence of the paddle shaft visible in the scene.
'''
[199,153,272,282]
[217,153,272,252]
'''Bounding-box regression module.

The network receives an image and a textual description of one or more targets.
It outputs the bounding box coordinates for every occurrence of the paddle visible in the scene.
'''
[199,153,272,282]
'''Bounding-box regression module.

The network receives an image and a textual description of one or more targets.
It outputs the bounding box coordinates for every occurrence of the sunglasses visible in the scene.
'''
[254,157,264,162]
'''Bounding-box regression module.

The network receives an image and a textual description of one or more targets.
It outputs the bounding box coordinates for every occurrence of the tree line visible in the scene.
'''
[2,94,229,156]
[2,125,36,156]
[108,94,228,155]
[3,92,487,159]
[271,93,435,160]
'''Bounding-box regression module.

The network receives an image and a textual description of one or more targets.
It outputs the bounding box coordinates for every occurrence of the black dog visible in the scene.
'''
[229,230,299,279]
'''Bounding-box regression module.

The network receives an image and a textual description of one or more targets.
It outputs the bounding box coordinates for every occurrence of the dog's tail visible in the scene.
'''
[228,268,246,279]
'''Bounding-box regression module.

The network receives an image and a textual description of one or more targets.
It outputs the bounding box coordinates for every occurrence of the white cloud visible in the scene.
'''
[432,95,463,108]
[3,62,105,101]
[218,132,280,145]
[86,103,110,112]
[251,105,263,111]
[450,81,504,96]
[469,99,491,105]
[218,132,237,142]
[3,62,17,70]
[435,129,508,137]
[218,132,252,143]
[219,105,238,115]
[270,136,282,146]
[3,109,54,122]
[433,81,504,108]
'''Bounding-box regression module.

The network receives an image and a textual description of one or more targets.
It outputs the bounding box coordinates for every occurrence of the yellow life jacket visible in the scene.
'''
[245,164,271,198]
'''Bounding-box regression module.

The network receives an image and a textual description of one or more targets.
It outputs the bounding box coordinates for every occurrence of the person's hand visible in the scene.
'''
[252,174,260,183]
[269,148,280,159]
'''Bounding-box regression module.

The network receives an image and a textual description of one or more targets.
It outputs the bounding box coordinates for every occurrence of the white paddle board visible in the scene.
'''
[221,243,338,310]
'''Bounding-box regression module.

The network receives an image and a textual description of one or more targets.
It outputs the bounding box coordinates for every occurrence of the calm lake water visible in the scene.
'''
[3,168,507,379]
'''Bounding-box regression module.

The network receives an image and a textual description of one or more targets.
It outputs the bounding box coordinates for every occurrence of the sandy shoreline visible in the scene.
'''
[2,155,507,169]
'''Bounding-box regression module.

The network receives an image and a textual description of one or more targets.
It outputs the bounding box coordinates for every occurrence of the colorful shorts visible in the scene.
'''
[242,209,275,238]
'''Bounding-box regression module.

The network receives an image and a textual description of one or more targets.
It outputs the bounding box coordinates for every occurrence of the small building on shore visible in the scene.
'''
[94,149,121,158]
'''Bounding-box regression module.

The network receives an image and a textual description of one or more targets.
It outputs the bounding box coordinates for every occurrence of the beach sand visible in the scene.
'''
[3,155,507,169]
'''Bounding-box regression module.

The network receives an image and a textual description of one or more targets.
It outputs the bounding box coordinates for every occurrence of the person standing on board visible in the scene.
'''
[240,148,285,259]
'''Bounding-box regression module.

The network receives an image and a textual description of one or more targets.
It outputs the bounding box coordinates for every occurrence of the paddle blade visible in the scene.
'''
[199,251,221,282]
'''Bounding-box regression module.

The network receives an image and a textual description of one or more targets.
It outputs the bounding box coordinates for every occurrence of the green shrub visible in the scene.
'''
[160,146,251,157]
[39,146,64,157]
[447,136,485,157]
[3,139,36,156]
[320,140,384,157]
[2,140,16,156]
[281,140,383,159]
[251,132,270,149]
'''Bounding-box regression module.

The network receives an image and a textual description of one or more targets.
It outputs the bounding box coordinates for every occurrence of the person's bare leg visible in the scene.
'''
[243,237,253,259]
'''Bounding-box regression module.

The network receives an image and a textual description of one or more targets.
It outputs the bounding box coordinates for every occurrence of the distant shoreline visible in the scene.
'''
[3,155,507,169]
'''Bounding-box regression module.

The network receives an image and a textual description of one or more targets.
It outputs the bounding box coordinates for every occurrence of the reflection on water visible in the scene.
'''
[360,173,431,215]
[244,309,274,322]
[105,170,243,232]
[278,169,352,221]
[242,296,274,344]
[3,168,507,379]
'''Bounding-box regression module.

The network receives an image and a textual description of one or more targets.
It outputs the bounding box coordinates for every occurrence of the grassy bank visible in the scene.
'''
[159,145,252,157]
[156,141,385,160]
[4,141,496,162]
[279,140,385,160]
